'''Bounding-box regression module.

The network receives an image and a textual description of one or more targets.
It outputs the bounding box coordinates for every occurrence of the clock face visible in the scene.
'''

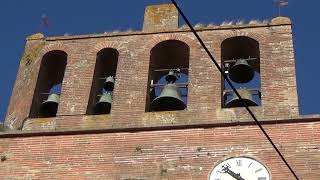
[209,157,270,180]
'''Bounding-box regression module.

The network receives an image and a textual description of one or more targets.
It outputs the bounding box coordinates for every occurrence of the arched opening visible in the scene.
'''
[146,40,190,112]
[221,36,261,108]
[86,48,119,115]
[29,50,67,118]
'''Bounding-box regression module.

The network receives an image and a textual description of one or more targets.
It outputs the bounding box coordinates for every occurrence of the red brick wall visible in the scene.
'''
[0,121,319,179]
[5,22,299,130]
[0,5,312,179]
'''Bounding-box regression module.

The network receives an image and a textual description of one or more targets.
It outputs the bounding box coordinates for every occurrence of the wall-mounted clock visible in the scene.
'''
[209,156,271,180]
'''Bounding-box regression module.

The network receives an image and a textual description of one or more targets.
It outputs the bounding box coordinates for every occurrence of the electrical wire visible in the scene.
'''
[170,0,299,179]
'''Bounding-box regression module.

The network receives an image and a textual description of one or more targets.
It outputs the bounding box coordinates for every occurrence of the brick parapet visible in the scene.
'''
[45,22,291,42]
[5,22,299,131]
[18,115,320,133]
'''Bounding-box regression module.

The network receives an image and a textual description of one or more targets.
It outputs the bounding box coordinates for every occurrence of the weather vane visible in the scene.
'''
[275,0,289,16]
[41,14,49,28]
[39,13,49,34]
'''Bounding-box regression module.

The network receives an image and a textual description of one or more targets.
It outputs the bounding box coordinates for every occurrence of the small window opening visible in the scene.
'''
[87,48,119,115]
[29,50,67,118]
[146,40,189,112]
[221,36,261,108]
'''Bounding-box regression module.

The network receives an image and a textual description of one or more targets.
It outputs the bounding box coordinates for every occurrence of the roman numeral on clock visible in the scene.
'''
[258,177,266,180]
[236,159,242,166]
[255,168,263,173]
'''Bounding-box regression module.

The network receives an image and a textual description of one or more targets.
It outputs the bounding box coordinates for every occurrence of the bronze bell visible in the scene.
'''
[103,76,115,91]
[225,88,258,108]
[41,93,60,117]
[165,70,179,83]
[151,83,186,111]
[228,59,254,83]
[95,92,112,114]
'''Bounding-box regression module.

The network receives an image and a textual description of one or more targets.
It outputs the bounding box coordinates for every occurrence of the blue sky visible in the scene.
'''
[0,0,319,121]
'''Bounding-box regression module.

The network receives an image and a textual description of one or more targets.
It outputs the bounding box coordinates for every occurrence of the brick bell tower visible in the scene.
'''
[1,3,319,180]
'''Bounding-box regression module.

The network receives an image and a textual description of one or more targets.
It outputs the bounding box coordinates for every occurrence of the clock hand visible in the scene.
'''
[222,165,245,180]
